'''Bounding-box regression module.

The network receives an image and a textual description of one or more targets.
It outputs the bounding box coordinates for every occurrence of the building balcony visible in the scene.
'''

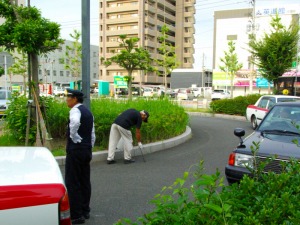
[106,4,139,13]
[182,62,193,68]
[145,28,157,36]
[105,41,119,47]
[157,20,176,33]
[184,0,196,7]
[105,29,139,36]
[144,40,157,48]
[157,9,176,22]
[184,11,195,17]
[106,17,138,25]
[184,21,194,28]
[145,16,156,25]
[145,4,156,13]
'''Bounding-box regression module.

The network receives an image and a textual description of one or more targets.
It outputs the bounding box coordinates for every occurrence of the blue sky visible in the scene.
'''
[31,0,298,70]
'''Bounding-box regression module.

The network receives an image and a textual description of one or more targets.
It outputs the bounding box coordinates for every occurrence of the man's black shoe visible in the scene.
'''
[83,213,90,219]
[71,216,85,224]
[107,160,116,164]
[124,159,135,164]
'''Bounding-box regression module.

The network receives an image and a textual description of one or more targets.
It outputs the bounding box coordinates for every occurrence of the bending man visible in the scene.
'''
[107,109,149,164]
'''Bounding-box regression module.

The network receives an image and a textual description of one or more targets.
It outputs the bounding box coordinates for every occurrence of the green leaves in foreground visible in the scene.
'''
[115,159,300,225]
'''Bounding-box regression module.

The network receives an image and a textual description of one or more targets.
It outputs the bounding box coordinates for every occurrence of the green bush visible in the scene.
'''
[4,97,189,149]
[115,159,300,225]
[210,94,261,116]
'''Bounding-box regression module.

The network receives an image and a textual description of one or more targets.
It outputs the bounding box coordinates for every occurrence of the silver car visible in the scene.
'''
[0,90,11,116]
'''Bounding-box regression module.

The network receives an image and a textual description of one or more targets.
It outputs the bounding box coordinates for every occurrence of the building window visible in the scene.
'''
[39,69,42,75]
[93,73,97,78]
[53,70,57,76]
[93,52,97,57]
[66,71,70,77]
[93,62,97,68]
[47,70,50,76]
[60,71,64,76]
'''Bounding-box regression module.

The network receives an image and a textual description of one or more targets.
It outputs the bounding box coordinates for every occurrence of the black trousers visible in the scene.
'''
[65,147,92,219]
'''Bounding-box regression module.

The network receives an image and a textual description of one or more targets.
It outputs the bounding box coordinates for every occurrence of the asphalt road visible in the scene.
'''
[60,115,253,225]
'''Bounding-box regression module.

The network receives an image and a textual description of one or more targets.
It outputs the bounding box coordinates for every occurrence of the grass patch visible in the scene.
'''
[0,133,23,146]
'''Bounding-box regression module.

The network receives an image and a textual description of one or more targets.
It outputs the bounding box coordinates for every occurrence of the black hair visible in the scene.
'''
[76,96,84,103]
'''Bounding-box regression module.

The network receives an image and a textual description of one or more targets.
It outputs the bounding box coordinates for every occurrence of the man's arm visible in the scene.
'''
[136,128,141,143]
[69,107,82,143]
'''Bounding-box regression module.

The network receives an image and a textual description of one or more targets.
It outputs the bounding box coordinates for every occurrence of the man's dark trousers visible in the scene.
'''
[65,147,92,219]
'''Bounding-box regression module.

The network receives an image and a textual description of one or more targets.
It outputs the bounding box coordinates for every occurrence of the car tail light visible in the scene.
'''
[59,191,71,225]
[228,153,236,166]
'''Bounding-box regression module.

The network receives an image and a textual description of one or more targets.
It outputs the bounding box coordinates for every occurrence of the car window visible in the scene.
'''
[267,97,276,109]
[257,98,268,109]
[278,98,300,102]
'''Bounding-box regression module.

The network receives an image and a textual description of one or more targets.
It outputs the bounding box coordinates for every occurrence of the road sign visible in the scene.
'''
[292,61,297,68]
[114,76,128,88]
[0,52,14,68]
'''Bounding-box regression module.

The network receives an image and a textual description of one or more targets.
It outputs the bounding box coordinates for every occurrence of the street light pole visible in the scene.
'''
[82,0,91,109]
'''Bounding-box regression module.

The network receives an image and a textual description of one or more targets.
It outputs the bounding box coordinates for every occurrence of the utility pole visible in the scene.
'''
[248,0,256,94]
[202,52,205,89]
[82,0,91,109]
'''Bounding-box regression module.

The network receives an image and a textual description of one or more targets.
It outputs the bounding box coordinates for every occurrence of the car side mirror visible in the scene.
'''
[234,128,245,148]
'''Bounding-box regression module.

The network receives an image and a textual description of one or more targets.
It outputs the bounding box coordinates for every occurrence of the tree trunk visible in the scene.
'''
[230,73,234,98]
[31,53,39,99]
[128,71,132,100]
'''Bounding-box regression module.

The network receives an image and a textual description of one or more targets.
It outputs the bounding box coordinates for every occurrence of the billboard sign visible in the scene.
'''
[114,76,128,88]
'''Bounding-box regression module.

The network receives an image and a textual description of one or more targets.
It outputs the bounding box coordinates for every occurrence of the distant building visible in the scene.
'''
[213,5,300,95]
[171,69,212,89]
[0,41,99,90]
[99,0,196,86]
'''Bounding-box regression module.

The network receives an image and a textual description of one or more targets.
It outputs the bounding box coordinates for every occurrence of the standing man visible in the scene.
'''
[107,109,149,164]
[65,88,95,224]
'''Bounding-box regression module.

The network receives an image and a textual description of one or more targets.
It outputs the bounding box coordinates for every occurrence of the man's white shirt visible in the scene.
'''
[69,103,96,147]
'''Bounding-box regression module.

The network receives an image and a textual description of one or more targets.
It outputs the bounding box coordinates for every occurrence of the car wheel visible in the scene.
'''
[251,115,257,129]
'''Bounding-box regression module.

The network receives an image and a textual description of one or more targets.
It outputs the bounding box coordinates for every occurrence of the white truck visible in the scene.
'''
[0,147,71,225]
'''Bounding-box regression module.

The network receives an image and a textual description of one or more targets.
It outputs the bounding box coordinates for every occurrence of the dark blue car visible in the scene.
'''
[225,102,300,184]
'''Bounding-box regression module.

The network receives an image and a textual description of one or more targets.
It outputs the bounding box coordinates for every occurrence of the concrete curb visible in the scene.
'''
[55,126,192,166]
[187,112,247,121]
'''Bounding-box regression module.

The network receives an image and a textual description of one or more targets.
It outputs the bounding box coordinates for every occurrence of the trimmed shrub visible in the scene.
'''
[115,159,300,225]
[210,94,261,116]
[4,97,189,149]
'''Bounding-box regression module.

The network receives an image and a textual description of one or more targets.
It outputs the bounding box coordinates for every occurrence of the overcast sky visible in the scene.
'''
[30,0,299,70]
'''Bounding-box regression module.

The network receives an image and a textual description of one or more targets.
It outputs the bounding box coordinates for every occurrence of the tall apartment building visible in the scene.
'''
[99,0,196,86]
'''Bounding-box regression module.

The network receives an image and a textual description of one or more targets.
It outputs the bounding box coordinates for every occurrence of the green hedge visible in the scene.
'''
[4,97,189,149]
[210,94,261,116]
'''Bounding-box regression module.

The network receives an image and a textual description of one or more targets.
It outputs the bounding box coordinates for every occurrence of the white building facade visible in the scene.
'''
[213,5,300,96]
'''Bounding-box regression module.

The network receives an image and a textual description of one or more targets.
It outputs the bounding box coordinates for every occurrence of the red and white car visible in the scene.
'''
[0,147,71,225]
[246,95,300,129]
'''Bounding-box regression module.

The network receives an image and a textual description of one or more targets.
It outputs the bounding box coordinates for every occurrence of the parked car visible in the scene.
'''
[0,90,11,116]
[246,95,300,129]
[190,87,202,98]
[225,102,300,184]
[0,147,71,225]
[142,87,156,97]
[211,89,230,100]
[177,88,194,100]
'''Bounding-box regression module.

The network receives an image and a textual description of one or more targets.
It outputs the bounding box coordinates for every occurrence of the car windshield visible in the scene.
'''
[277,98,300,102]
[0,91,11,100]
[258,105,300,135]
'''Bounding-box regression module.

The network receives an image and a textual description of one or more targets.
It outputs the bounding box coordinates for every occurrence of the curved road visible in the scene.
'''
[61,115,252,225]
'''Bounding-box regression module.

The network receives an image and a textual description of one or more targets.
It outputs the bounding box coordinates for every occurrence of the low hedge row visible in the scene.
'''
[210,94,261,116]
[4,96,189,149]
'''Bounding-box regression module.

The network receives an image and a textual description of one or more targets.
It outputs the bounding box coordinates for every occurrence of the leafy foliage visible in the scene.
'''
[156,25,178,90]
[64,29,82,85]
[115,158,300,225]
[248,14,299,89]
[210,94,261,116]
[3,98,189,149]
[219,41,243,98]
[103,35,153,99]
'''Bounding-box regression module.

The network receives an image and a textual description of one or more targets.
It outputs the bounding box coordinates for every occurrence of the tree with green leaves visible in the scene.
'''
[0,0,63,97]
[8,50,28,95]
[219,41,243,98]
[103,34,153,99]
[64,29,82,89]
[156,25,178,91]
[249,14,299,92]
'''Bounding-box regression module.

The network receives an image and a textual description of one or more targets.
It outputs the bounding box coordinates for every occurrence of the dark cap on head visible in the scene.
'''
[66,88,84,97]
[142,110,150,122]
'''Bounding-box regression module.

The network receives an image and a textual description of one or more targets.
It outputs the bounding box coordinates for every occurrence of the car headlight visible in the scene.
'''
[229,153,254,168]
